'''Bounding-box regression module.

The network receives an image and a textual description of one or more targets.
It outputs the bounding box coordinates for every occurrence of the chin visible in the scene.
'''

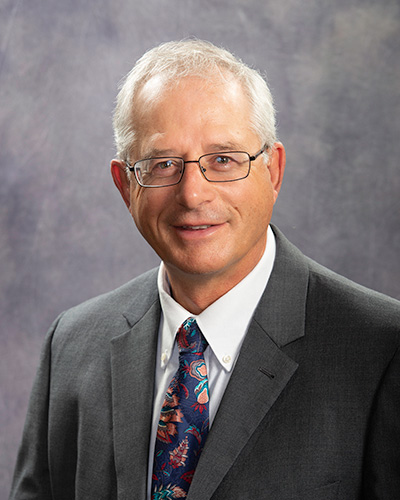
[167,258,228,278]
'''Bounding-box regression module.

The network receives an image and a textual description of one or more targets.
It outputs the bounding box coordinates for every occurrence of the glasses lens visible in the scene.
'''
[135,158,183,187]
[200,152,250,181]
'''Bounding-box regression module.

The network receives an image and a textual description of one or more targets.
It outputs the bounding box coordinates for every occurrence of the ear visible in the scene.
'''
[111,159,131,209]
[267,142,286,203]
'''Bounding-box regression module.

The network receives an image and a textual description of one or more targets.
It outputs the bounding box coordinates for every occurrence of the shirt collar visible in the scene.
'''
[157,226,276,371]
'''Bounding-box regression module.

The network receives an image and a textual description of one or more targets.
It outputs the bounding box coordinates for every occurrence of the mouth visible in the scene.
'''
[172,222,225,239]
[180,225,213,230]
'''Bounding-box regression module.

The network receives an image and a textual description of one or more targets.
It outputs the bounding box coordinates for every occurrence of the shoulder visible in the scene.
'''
[302,251,400,359]
[51,267,160,345]
[306,255,400,331]
[271,225,400,340]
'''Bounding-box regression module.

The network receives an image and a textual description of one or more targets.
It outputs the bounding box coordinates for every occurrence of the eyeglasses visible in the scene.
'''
[125,146,267,188]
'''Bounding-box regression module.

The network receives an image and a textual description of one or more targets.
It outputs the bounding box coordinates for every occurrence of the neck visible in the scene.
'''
[165,253,265,315]
[168,275,231,315]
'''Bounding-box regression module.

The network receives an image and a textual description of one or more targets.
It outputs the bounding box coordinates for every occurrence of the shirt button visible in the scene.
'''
[222,355,231,364]
[161,352,168,363]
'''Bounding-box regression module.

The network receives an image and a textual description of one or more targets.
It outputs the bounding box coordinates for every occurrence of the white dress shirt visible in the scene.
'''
[147,226,276,497]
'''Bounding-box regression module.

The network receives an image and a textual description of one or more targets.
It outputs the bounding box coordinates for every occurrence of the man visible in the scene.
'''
[10,40,400,499]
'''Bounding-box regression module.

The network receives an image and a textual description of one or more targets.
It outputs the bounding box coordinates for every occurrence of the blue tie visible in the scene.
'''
[151,317,209,499]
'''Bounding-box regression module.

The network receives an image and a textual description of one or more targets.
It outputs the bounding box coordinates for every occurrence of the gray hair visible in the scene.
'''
[113,39,277,162]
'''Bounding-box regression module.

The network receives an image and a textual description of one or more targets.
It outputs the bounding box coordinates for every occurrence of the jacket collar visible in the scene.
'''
[253,224,309,347]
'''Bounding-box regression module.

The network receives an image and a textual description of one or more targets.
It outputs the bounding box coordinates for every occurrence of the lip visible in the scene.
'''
[172,222,226,240]
[181,224,212,230]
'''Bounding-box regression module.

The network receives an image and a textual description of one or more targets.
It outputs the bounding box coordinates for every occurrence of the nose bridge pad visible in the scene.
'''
[182,160,207,180]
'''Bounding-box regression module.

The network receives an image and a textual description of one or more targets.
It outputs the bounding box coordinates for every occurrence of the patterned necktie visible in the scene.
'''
[151,317,209,499]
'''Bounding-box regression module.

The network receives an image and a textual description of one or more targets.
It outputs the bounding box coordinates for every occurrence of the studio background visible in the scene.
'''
[1,0,399,496]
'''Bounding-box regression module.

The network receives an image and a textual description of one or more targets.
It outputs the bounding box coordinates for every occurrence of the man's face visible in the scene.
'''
[112,75,285,295]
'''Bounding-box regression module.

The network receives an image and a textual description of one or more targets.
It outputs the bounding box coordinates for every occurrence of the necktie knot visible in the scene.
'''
[177,317,208,355]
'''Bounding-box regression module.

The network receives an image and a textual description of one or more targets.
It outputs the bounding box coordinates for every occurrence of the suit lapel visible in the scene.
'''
[188,226,310,499]
[110,298,161,498]
[188,322,299,499]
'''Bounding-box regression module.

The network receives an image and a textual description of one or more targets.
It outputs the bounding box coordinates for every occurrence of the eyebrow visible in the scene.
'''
[142,142,245,159]
[206,142,244,152]
[141,148,177,159]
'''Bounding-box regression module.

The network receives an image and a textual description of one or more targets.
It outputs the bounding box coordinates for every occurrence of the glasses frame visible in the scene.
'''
[125,146,268,188]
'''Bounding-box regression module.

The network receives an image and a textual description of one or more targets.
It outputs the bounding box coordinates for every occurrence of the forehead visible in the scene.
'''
[137,69,245,106]
[133,74,254,157]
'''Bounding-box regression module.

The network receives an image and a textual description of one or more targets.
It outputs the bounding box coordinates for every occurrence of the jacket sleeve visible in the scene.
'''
[9,315,63,500]
[362,343,400,499]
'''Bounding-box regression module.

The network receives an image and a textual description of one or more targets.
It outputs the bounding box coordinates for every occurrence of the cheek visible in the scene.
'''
[242,184,275,233]
[129,188,166,235]
[129,187,149,233]
[237,175,273,215]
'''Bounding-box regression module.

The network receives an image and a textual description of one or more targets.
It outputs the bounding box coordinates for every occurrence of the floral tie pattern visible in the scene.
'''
[151,317,209,499]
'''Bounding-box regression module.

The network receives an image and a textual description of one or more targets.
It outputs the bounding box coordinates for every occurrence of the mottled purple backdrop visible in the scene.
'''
[1,0,399,496]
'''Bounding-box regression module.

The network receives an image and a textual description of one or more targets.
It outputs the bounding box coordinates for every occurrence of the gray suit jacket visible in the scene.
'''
[10,226,400,499]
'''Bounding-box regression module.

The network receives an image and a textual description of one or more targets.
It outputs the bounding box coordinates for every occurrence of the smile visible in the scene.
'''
[181,225,212,230]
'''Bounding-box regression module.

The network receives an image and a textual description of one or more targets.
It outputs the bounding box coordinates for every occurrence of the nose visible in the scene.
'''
[175,160,215,209]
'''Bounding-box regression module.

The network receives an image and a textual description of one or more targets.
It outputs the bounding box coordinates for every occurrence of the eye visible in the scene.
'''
[147,158,182,177]
[216,155,230,164]
[206,154,238,170]
[153,159,175,170]
[215,155,233,165]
